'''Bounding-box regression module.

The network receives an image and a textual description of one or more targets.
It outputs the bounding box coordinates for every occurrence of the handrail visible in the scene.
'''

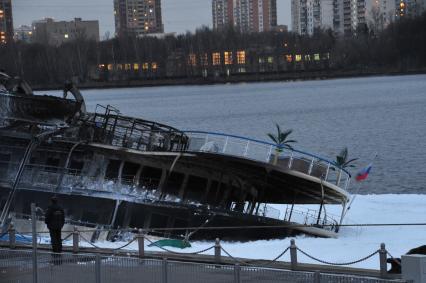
[183,130,351,177]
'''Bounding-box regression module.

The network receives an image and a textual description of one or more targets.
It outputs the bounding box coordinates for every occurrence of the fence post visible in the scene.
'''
[234,264,241,283]
[8,222,16,249]
[215,238,221,264]
[72,226,79,253]
[31,203,38,283]
[162,258,168,283]
[95,254,101,283]
[314,271,321,283]
[137,229,144,258]
[379,243,388,278]
[290,239,298,270]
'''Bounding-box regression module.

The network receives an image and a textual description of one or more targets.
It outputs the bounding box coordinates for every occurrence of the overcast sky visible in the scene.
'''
[12,0,291,37]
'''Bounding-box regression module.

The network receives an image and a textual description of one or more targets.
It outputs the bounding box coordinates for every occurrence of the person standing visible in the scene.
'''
[44,196,65,255]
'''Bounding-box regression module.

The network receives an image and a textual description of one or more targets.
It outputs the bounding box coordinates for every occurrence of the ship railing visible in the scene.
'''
[184,131,351,190]
[230,202,338,231]
[283,207,339,231]
[87,110,189,152]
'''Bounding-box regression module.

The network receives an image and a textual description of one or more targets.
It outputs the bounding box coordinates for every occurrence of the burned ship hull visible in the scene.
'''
[0,76,352,241]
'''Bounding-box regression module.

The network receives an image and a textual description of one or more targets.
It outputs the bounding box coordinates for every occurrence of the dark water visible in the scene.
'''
[42,75,426,194]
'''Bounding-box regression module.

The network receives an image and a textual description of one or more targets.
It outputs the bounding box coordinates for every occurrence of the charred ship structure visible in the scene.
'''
[0,73,352,241]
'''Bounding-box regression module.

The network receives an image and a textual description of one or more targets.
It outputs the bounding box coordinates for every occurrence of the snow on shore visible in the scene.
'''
[77,194,426,270]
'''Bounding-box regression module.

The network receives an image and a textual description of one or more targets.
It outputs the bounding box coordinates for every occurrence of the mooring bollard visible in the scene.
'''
[290,239,298,270]
[379,243,388,278]
[215,238,221,264]
[8,223,16,249]
[72,226,79,253]
[162,258,168,283]
[234,264,241,283]
[137,229,144,258]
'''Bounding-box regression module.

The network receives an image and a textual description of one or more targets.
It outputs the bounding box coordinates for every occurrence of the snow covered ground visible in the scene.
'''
[55,194,426,270]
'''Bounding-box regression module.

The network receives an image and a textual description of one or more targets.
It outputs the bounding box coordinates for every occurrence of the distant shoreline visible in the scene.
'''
[32,68,426,91]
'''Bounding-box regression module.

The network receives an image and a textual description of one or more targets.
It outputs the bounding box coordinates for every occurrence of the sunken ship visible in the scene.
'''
[0,72,352,241]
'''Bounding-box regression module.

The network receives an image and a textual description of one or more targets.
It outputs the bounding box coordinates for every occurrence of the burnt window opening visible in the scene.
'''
[184,175,207,201]
[164,172,184,196]
[205,180,219,205]
[139,166,162,190]
[69,160,84,174]
[45,157,60,173]
[105,160,121,180]
[0,153,11,179]
[122,162,140,185]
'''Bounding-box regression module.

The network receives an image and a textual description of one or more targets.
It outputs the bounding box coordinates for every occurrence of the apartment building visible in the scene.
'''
[212,0,277,33]
[32,18,99,46]
[0,0,13,44]
[114,0,163,37]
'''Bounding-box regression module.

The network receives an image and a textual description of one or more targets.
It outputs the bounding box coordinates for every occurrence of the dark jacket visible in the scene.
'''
[44,204,65,230]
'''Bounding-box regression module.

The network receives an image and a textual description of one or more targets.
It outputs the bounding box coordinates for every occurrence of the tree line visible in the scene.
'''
[0,12,425,87]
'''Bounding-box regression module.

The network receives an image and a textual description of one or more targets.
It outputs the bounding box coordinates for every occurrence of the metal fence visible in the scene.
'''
[0,248,410,283]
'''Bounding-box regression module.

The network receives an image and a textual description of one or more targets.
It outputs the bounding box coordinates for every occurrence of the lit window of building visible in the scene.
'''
[188,54,197,66]
[64,34,69,39]
[117,64,123,70]
[305,55,311,61]
[134,63,139,71]
[143,63,149,70]
[107,64,113,71]
[314,54,320,61]
[212,52,221,66]
[98,64,105,69]
[259,58,265,64]
[152,62,158,70]
[267,56,274,64]
[237,51,246,64]
[125,64,131,70]
[295,55,302,62]
[224,51,233,65]
[285,55,293,63]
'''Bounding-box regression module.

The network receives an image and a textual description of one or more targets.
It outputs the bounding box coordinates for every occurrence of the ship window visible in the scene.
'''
[0,153,10,179]
[206,180,219,205]
[69,160,84,173]
[139,166,162,190]
[184,175,207,201]
[45,158,60,173]
[164,172,184,196]
[105,159,121,180]
[122,162,140,185]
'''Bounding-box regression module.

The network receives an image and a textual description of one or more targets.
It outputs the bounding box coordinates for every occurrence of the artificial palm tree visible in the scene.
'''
[334,147,358,185]
[267,123,297,165]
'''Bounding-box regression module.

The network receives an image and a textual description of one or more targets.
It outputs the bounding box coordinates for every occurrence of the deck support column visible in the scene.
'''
[134,165,144,187]
[178,174,189,200]
[157,168,168,198]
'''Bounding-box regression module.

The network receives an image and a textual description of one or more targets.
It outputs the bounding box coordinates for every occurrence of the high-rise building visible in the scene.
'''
[0,0,13,44]
[292,0,333,35]
[32,18,99,46]
[293,0,396,36]
[114,0,164,37]
[212,0,277,33]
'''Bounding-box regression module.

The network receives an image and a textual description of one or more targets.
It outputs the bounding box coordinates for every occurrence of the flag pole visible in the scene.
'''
[343,152,378,219]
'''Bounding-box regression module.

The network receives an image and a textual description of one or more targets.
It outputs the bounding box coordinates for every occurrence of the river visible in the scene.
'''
[42,74,426,194]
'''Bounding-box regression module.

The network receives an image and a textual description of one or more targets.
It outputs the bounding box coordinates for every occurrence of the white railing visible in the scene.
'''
[184,131,351,191]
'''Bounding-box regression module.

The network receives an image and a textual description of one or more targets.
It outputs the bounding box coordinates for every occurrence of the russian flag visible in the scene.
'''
[355,164,372,182]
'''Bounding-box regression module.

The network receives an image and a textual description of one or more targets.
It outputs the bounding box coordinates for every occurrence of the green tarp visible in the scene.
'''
[148,239,191,249]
